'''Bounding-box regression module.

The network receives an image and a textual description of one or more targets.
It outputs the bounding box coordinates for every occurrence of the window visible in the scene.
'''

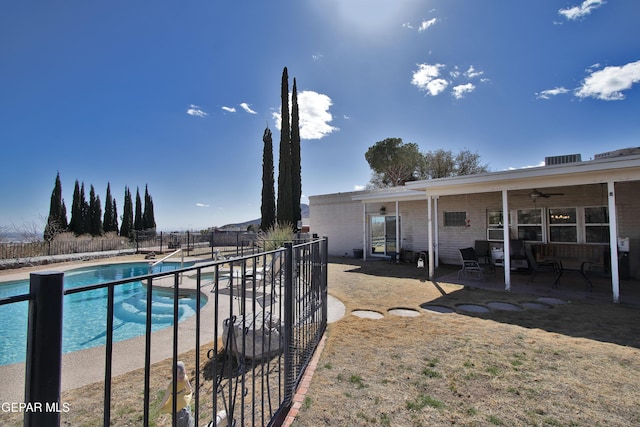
[444,211,466,227]
[517,208,542,241]
[548,208,577,243]
[585,206,609,243]
[486,210,504,241]
[487,210,503,227]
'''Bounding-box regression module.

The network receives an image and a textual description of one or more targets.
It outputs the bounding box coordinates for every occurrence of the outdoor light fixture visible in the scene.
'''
[380,206,386,215]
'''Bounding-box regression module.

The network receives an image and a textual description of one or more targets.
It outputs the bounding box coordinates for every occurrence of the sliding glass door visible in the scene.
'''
[370,215,399,256]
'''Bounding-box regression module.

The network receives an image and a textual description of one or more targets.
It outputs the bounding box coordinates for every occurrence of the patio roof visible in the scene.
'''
[404,154,640,197]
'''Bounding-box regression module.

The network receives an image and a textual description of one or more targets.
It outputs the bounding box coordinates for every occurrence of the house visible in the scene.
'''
[309,150,640,303]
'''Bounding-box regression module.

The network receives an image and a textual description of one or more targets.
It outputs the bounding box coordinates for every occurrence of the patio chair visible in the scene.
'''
[474,240,491,265]
[458,247,492,280]
[525,245,562,287]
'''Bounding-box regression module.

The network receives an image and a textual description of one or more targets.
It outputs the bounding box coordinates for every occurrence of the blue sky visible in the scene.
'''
[2,1,639,232]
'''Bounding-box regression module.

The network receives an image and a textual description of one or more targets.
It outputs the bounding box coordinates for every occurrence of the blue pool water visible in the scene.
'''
[0,262,205,366]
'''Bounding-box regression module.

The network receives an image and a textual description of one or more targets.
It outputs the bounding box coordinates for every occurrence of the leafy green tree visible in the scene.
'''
[142,185,156,230]
[44,172,68,240]
[366,139,490,187]
[260,127,276,231]
[134,187,143,231]
[89,185,103,236]
[365,138,423,187]
[277,66,294,225]
[291,77,302,228]
[120,186,134,239]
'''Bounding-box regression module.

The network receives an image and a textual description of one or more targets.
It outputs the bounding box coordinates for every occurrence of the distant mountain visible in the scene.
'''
[219,204,309,230]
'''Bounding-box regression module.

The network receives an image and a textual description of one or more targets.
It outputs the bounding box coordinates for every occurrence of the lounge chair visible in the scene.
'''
[525,245,562,287]
[458,247,492,280]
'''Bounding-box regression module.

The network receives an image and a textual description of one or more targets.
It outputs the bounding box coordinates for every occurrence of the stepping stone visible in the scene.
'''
[486,301,522,311]
[521,301,553,310]
[420,304,455,314]
[456,304,490,313]
[351,310,384,319]
[536,297,568,305]
[388,308,421,317]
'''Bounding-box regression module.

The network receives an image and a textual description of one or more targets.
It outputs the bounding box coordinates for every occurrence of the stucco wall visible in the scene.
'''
[309,192,364,257]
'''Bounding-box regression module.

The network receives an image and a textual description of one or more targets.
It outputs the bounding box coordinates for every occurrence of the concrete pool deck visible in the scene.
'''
[0,254,345,404]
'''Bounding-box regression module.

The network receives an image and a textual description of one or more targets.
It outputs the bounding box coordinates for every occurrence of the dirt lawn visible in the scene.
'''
[293,259,640,427]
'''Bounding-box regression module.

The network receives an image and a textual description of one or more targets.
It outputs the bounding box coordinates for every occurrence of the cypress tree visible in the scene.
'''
[81,183,90,235]
[277,66,293,225]
[112,199,119,234]
[134,187,143,231]
[260,127,276,231]
[69,180,82,235]
[44,172,66,240]
[142,185,156,230]
[103,183,116,233]
[120,186,134,239]
[89,185,103,236]
[291,77,302,229]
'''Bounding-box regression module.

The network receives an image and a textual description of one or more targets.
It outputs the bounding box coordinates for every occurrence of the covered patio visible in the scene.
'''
[346,154,640,305]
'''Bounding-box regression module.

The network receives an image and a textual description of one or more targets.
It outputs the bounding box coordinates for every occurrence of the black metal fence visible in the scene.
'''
[0,231,261,266]
[0,237,328,426]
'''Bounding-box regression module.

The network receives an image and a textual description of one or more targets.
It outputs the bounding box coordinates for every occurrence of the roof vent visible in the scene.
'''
[544,154,582,166]
[594,147,640,159]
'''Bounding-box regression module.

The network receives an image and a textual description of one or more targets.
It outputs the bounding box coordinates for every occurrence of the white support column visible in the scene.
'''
[395,200,400,258]
[607,181,620,303]
[362,203,367,261]
[502,190,511,290]
[434,197,439,268]
[428,195,434,279]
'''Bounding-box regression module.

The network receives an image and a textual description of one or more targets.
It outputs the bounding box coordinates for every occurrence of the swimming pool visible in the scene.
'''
[0,262,206,366]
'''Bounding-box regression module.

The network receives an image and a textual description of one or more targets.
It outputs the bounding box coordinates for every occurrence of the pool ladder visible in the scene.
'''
[148,249,184,284]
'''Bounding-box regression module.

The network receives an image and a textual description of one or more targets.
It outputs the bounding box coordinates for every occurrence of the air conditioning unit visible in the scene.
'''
[545,154,582,166]
[487,228,504,241]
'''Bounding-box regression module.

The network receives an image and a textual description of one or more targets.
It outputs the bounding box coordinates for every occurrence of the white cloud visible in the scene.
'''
[535,87,570,99]
[559,0,605,21]
[221,106,236,113]
[452,83,476,99]
[354,185,365,191]
[312,52,324,61]
[239,103,257,114]
[465,66,484,79]
[411,63,449,96]
[195,203,210,208]
[575,60,640,100]
[418,18,437,32]
[272,90,338,140]
[186,104,207,117]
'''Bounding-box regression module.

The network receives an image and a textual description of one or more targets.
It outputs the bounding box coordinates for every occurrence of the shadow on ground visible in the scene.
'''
[329,256,640,349]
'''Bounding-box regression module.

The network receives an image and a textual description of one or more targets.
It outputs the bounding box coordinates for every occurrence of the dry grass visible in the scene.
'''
[2,257,640,426]
[293,259,640,427]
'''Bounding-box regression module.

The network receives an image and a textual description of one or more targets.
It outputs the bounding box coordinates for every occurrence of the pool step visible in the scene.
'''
[114,295,184,324]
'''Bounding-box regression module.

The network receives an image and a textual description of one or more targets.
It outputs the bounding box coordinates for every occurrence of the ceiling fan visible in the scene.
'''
[529,189,564,199]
